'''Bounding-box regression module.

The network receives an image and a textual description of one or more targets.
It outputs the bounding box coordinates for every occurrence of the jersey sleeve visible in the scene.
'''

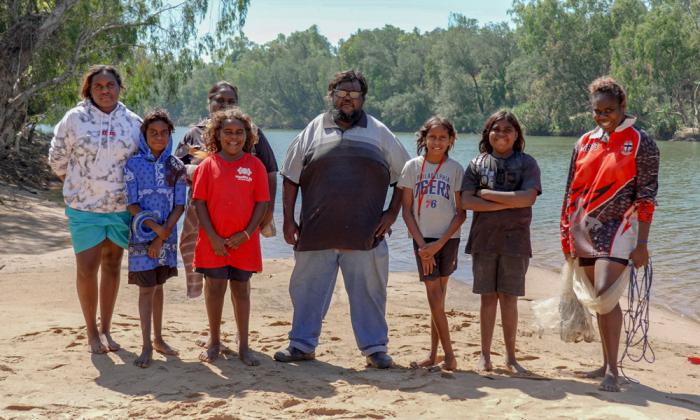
[173,159,188,206]
[280,123,313,184]
[48,111,74,178]
[384,132,411,185]
[397,159,415,190]
[560,143,579,254]
[634,131,660,223]
[253,158,271,202]
[460,157,480,193]
[191,160,210,202]
[254,129,279,173]
[521,154,542,195]
[123,160,139,206]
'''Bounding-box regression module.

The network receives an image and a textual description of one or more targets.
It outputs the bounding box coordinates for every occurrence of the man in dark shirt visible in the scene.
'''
[275,70,410,368]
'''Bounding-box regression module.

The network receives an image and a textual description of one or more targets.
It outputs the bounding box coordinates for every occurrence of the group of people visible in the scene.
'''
[48,64,658,393]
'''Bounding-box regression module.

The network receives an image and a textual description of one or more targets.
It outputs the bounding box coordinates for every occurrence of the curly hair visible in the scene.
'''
[79,65,123,100]
[589,76,626,106]
[479,110,525,154]
[203,108,258,154]
[328,70,368,97]
[415,116,457,156]
[140,108,174,137]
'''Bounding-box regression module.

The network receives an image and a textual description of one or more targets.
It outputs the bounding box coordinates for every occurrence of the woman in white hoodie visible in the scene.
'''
[49,65,141,354]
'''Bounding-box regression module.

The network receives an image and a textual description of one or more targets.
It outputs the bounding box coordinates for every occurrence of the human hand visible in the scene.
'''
[421,256,436,277]
[629,244,649,268]
[225,231,248,249]
[260,208,273,229]
[283,218,300,245]
[148,238,163,259]
[418,242,441,259]
[209,233,228,256]
[374,210,397,238]
[153,224,171,241]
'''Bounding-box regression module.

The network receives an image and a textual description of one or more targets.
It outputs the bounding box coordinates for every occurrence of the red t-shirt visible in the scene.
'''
[192,153,270,271]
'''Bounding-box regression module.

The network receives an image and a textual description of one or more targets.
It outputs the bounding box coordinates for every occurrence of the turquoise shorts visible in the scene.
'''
[65,207,130,254]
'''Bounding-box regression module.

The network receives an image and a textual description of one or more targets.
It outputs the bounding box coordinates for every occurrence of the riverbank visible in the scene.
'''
[1,184,699,418]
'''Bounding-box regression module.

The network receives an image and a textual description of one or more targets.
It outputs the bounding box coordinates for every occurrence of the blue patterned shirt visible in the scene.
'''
[124,133,186,272]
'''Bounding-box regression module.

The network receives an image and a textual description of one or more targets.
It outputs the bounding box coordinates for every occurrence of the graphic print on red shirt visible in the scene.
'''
[560,117,659,259]
[192,153,270,271]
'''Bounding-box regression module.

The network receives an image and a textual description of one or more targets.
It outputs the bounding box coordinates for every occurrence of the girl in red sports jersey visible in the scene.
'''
[191,108,270,365]
[561,77,660,392]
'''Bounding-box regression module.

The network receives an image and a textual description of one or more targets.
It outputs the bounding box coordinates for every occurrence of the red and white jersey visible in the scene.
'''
[560,117,660,259]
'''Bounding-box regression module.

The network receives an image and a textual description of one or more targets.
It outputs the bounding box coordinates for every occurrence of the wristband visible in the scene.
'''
[242,230,250,240]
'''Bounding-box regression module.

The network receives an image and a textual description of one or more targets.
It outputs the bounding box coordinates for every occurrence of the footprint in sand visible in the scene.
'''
[268,320,291,326]
[519,355,540,361]
[305,408,349,416]
[280,398,303,409]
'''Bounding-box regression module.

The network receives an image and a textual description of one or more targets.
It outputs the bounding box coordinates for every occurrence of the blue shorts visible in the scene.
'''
[65,207,130,254]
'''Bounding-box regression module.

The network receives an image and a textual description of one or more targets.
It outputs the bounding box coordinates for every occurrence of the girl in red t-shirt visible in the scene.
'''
[191,108,270,365]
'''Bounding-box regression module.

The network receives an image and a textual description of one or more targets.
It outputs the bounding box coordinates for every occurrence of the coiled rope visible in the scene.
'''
[619,258,655,382]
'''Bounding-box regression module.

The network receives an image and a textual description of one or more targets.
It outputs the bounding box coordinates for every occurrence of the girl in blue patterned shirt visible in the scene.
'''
[124,109,186,368]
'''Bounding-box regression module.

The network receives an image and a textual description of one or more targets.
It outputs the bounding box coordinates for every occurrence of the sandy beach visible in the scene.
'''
[1,184,699,419]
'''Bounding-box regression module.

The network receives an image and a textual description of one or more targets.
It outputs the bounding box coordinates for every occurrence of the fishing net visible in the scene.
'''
[558,260,597,342]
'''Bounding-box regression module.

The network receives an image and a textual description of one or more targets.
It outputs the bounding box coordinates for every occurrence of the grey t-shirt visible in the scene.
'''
[281,111,410,251]
[462,151,541,257]
[398,156,464,239]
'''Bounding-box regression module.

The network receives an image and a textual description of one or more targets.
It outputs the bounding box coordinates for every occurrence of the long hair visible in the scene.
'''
[79,65,123,100]
[479,110,525,154]
[415,116,457,156]
[203,108,258,154]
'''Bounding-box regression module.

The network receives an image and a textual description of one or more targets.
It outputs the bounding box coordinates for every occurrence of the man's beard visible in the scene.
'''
[331,106,362,126]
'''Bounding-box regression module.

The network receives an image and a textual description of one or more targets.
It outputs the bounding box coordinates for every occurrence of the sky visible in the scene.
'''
[199,0,514,46]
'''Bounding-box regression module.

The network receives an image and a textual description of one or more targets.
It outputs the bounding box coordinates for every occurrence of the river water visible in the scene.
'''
[173,127,700,322]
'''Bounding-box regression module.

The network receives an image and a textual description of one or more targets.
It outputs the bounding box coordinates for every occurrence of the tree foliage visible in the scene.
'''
[4,0,700,146]
[0,0,249,157]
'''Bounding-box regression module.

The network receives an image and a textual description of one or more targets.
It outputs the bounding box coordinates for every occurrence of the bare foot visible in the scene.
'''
[441,354,457,371]
[99,332,120,352]
[199,344,220,363]
[476,354,493,372]
[409,354,443,369]
[134,346,153,368]
[599,372,620,392]
[153,339,179,356]
[239,349,260,366]
[87,336,108,354]
[577,366,606,379]
[506,359,530,375]
[195,335,211,348]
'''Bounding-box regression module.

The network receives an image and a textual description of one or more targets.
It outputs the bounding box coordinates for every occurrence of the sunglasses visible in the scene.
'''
[333,90,362,99]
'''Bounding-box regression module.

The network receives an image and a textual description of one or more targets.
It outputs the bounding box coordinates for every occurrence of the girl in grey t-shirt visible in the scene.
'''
[398,116,466,371]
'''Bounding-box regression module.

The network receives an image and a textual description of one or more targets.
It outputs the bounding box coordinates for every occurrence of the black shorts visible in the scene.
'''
[413,238,460,281]
[128,266,178,288]
[471,253,529,296]
[195,265,253,282]
[578,257,629,267]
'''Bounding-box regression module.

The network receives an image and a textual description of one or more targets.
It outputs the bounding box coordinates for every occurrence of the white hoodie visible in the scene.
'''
[49,100,141,213]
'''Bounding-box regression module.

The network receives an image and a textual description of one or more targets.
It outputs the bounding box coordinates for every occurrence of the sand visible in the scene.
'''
[1,185,699,419]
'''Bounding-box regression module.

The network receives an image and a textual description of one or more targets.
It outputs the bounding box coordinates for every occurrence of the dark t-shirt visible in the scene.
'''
[174,121,278,173]
[461,151,541,257]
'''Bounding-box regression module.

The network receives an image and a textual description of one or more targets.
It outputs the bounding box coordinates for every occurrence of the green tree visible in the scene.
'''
[0,0,249,157]
[611,0,700,138]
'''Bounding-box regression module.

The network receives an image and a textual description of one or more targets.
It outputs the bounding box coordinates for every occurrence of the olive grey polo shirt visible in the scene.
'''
[281,111,410,251]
